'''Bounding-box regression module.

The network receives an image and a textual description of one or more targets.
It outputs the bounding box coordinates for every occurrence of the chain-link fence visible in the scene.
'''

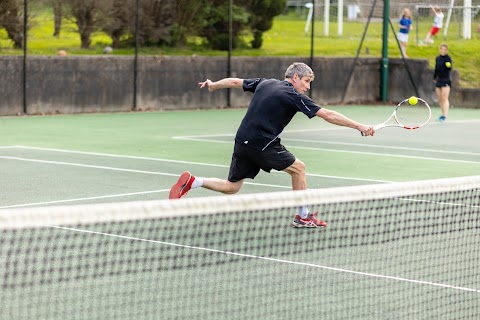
[0,0,479,114]
[414,3,480,43]
[2,1,479,53]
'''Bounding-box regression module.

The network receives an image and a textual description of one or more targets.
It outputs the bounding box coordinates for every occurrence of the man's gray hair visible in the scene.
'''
[285,62,314,80]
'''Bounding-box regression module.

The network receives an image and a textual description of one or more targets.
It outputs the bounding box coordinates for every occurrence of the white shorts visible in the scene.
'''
[397,32,409,43]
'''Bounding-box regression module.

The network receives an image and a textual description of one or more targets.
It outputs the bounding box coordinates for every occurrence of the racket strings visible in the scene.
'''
[395,101,431,128]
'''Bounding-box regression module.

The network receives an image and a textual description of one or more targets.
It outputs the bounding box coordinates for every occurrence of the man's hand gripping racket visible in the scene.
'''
[362,97,431,136]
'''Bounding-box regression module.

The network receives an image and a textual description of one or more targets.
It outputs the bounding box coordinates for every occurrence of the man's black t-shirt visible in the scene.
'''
[235,78,321,151]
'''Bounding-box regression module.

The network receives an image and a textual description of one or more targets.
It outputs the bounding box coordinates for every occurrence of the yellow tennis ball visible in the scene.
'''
[408,96,418,105]
[445,62,451,68]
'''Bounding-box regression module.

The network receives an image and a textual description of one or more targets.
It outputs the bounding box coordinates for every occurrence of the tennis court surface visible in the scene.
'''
[1,107,479,319]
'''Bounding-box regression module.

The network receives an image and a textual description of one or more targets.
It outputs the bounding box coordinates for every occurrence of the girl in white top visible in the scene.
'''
[425,5,444,44]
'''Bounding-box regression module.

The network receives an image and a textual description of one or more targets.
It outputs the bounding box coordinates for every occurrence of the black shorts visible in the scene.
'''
[435,79,451,88]
[228,140,296,182]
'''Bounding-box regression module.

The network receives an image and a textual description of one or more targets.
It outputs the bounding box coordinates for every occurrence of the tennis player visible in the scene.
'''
[434,43,452,122]
[169,62,375,228]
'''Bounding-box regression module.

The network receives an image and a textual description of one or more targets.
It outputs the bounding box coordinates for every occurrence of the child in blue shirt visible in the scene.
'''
[398,8,413,57]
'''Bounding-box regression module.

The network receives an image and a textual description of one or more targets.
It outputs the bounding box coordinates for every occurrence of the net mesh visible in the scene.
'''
[1,176,480,319]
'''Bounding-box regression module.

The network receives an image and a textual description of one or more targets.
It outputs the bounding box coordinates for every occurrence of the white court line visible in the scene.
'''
[171,126,347,140]
[50,225,480,294]
[10,145,228,168]
[171,118,480,140]
[0,156,181,176]
[288,146,480,164]
[4,146,392,183]
[177,130,480,156]
[0,189,170,209]
[0,155,293,208]
[0,147,391,208]
[173,137,480,165]
[0,155,294,189]
[428,119,480,124]
[4,154,379,189]
[398,197,480,209]
[284,138,480,157]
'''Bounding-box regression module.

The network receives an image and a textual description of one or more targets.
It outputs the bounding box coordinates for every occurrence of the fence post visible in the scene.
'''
[133,0,139,111]
[227,0,232,107]
[23,0,28,114]
[381,0,389,102]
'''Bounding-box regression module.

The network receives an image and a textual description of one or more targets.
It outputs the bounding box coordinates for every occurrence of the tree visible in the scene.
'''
[52,0,62,37]
[137,0,176,45]
[63,0,113,48]
[58,0,284,50]
[199,0,250,50]
[101,0,134,48]
[246,0,286,49]
[198,0,285,50]
[0,0,24,48]
[170,0,208,46]
[101,0,179,48]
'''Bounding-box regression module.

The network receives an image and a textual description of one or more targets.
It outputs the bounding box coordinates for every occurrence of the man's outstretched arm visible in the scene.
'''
[316,108,375,136]
[198,78,244,92]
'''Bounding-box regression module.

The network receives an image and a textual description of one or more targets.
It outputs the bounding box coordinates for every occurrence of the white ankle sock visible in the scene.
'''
[191,177,203,189]
[298,206,309,218]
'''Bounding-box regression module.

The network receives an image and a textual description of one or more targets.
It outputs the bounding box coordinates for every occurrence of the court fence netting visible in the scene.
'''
[1,175,479,320]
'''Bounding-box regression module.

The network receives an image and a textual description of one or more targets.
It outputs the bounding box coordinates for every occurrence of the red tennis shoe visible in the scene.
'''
[292,212,327,228]
[169,171,195,199]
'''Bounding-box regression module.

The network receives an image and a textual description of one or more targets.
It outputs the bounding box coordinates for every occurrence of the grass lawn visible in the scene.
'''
[0,8,479,87]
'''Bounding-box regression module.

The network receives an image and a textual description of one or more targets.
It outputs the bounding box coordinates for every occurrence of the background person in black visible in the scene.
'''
[434,43,453,122]
[169,62,375,228]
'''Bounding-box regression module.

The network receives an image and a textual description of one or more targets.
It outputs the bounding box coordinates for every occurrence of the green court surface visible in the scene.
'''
[0,105,479,207]
[0,106,479,319]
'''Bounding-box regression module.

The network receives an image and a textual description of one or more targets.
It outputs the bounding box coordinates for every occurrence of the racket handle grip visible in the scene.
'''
[361,125,382,136]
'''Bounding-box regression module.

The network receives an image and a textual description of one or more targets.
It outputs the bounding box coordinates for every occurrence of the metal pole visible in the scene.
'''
[380,0,389,102]
[415,5,419,44]
[309,0,315,96]
[227,0,232,107]
[23,0,27,114]
[338,0,343,35]
[341,0,377,102]
[388,19,419,97]
[133,0,139,111]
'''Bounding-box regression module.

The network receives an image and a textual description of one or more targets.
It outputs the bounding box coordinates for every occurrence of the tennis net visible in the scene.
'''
[1,176,479,320]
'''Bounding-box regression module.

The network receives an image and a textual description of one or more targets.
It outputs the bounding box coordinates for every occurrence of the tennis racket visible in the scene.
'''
[363,97,431,135]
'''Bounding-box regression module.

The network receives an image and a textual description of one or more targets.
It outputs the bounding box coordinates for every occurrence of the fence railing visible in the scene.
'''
[0,1,479,114]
